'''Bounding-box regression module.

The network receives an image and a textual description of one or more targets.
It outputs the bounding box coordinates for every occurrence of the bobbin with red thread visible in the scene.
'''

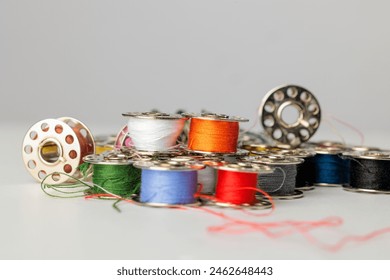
[205,162,273,209]
[22,117,95,184]
[183,112,249,154]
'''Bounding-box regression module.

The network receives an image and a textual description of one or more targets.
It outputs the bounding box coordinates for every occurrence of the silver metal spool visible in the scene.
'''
[122,111,186,120]
[205,199,272,210]
[242,154,304,166]
[182,112,249,122]
[260,85,321,147]
[131,195,202,208]
[133,158,205,171]
[22,117,95,184]
[83,150,134,165]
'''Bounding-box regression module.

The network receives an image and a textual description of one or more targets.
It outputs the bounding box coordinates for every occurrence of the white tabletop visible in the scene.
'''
[2,123,390,260]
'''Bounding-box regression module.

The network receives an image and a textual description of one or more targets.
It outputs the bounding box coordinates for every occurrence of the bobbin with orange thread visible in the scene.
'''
[22,117,95,184]
[203,162,273,209]
[183,112,249,154]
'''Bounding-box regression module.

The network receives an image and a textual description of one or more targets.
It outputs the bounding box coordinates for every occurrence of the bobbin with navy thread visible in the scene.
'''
[343,151,390,194]
[22,117,95,184]
[260,85,321,147]
[314,146,350,187]
[122,112,187,152]
[205,162,273,209]
[242,154,304,199]
[276,149,316,191]
[133,159,205,207]
[183,112,249,154]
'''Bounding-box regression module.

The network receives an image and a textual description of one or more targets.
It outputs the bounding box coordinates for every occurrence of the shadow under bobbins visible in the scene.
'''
[260,85,321,147]
[184,113,248,154]
[22,117,95,184]
[343,151,390,194]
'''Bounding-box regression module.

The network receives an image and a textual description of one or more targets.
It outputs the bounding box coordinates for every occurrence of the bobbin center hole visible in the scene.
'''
[278,102,303,128]
[39,139,62,164]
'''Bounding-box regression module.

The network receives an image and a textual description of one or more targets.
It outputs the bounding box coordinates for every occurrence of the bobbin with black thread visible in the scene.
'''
[276,149,316,191]
[183,112,248,154]
[122,112,187,152]
[314,146,350,187]
[242,154,304,199]
[22,117,95,184]
[133,159,205,207]
[207,162,273,209]
[260,85,321,147]
[83,149,141,197]
[342,151,390,194]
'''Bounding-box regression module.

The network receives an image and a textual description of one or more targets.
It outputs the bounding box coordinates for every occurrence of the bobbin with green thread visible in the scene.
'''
[83,150,141,197]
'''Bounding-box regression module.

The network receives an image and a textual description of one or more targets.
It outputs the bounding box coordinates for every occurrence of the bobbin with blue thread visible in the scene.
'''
[260,85,321,147]
[206,162,273,209]
[313,146,350,187]
[242,155,304,200]
[122,112,187,152]
[183,112,249,154]
[342,150,390,194]
[133,159,205,207]
[22,117,95,184]
[275,148,316,191]
[83,149,141,197]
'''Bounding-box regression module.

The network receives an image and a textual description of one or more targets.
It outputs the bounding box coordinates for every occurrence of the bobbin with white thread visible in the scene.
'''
[133,159,205,207]
[260,85,321,147]
[342,150,390,194]
[242,154,304,199]
[22,117,95,184]
[205,162,273,209]
[183,112,249,154]
[122,112,187,152]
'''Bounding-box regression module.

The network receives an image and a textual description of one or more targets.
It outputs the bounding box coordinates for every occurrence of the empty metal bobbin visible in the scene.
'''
[260,85,321,147]
[22,117,95,184]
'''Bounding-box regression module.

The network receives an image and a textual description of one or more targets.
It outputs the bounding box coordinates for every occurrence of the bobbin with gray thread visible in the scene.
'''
[343,151,390,194]
[208,162,273,209]
[276,149,316,191]
[133,159,205,207]
[22,117,95,184]
[260,85,321,147]
[242,155,304,199]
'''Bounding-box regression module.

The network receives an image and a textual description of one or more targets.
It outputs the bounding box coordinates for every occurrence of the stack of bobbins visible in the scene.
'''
[206,162,273,209]
[184,112,248,154]
[275,148,316,191]
[22,117,95,184]
[313,145,350,187]
[133,158,205,207]
[342,151,390,194]
[83,149,140,197]
[122,112,187,154]
[242,154,304,200]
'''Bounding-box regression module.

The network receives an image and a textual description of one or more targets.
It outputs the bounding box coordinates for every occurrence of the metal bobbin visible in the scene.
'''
[203,162,273,209]
[115,125,133,149]
[122,111,186,120]
[83,149,135,166]
[260,85,321,147]
[342,150,390,194]
[242,154,304,199]
[22,117,95,184]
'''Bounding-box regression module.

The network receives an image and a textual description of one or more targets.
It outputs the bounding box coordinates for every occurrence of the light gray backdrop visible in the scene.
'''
[1,0,390,143]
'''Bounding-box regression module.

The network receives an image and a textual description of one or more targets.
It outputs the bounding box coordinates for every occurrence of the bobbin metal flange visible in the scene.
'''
[22,117,95,184]
[134,158,205,171]
[182,112,249,122]
[83,150,135,165]
[203,198,272,210]
[242,154,304,166]
[122,111,186,120]
[213,162,274,174]
[260,85,321,147]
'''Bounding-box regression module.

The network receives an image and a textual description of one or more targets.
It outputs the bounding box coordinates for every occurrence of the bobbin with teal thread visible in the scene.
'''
[313,146,350,186]
[83,150,141,197]
[133,159,205,207]
[242,154,304,199]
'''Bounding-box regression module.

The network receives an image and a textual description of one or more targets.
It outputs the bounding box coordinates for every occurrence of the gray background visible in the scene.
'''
[1,0,390,260]
[1,0,390,138]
